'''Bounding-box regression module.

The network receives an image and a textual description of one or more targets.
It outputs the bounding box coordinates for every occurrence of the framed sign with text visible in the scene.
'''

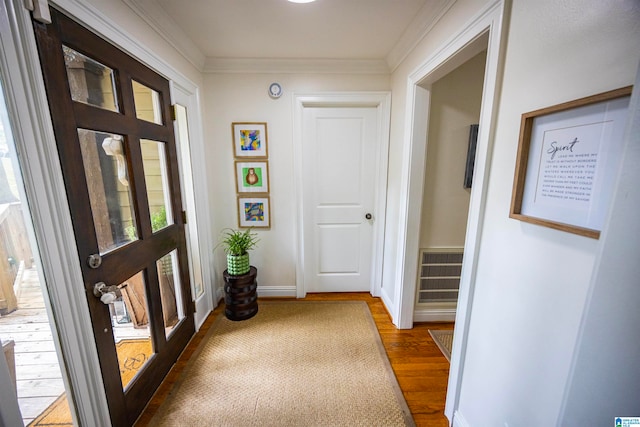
[510,86,632,239]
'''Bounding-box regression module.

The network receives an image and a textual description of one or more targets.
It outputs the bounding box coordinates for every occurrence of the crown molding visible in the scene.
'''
[123,0,455,75]
[386,0,457,72]
[203,57,390,75]
[122,0,206,71]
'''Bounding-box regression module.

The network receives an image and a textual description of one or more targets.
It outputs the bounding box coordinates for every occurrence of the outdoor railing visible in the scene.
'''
[0,202,32,315]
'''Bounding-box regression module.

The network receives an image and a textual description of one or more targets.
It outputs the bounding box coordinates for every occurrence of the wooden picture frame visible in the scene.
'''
[232,122,268,158]
[237,196,271,228]
[509,86,632,239]
[235,161,269,193]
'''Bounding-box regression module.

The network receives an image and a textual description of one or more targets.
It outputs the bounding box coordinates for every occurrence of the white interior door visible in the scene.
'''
[302,107,377,292]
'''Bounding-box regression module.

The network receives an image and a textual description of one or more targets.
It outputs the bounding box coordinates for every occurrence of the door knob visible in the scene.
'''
[365,213,372,220]
[93,282,124,305]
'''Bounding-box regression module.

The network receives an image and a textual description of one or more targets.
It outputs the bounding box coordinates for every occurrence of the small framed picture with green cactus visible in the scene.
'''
[235,161,269,193]
[237,196,270,228]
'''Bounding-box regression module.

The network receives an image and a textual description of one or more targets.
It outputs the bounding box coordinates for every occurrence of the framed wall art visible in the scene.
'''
[509,86,632,239]
[232,122,268,158]
[238,196,271,228]
[235,161,269,193]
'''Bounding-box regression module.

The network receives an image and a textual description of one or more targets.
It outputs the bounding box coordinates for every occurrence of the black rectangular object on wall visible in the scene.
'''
[464,124,479,189]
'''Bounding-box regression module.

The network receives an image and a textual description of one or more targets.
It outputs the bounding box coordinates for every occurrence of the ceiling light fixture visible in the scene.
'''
[288,0,316,3]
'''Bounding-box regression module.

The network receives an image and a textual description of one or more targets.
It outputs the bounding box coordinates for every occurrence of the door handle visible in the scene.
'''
[365,213,373,220]
[93,282,125,305]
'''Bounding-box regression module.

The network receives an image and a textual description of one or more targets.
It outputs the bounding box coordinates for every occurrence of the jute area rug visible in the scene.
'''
[428,330,454,362]
[151,301,415,426]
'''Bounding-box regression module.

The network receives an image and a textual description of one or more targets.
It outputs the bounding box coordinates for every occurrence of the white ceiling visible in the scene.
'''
[125,0,452,72]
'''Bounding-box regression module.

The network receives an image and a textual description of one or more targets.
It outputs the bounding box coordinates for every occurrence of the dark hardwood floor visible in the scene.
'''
[135,293,453,427]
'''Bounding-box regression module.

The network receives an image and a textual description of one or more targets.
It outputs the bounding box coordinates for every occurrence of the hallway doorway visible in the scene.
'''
[393,2,508,423]
[414,50,487,322]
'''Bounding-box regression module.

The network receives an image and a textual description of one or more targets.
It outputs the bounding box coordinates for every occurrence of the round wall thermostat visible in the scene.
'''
[268,82,282,98]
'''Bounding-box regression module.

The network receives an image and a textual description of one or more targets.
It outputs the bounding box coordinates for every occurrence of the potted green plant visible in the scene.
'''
[219,228,259,276]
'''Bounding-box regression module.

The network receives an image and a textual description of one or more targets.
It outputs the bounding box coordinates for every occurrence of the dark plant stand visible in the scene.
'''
[223,266,258,321]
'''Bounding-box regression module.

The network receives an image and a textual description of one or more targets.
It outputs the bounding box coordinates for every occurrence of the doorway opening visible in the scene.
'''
[414,49,488,322]
[0,72,75,426]
[393,1,507,423]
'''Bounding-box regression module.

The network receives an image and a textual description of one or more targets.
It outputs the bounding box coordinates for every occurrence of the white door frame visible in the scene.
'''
[1,0,212,424]
[293,92,391,298]
[171,83,214,329]
[391,0,507,423]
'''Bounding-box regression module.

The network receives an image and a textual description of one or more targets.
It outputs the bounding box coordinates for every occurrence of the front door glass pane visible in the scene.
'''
[113,271,153,391]
[132,80,163,125]
[157,250,184,339]
[77,129,138,254]
[62,45,119,113]
[140,139,173,232]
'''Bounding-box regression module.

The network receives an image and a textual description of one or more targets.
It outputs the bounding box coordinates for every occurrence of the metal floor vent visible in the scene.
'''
[417,250,463,304]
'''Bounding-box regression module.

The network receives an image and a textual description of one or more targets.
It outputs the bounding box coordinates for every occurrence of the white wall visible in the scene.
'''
[453,1,640,426]
[203,73,389,295]
[420,51,485,249]
[558,62,640,427]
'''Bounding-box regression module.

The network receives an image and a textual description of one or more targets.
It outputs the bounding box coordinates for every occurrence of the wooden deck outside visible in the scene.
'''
[0,264,153,426]
[0,264,67,426]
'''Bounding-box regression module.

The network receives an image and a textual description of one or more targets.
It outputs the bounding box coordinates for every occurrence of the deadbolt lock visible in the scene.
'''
[87,253,102,269]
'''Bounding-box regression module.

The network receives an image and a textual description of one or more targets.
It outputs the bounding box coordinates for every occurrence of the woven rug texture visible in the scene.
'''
[151,301,415,426]
[428,330,454,362]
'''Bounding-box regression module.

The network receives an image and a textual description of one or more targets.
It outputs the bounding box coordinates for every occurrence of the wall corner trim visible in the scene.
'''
[391,0,507,421]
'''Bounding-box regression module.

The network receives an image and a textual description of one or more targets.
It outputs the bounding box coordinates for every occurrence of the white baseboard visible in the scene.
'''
[413,307,457,322]
[453,410,469,427]
[215,287,224,303]
[380,288,396,319]
[257,286,297,298]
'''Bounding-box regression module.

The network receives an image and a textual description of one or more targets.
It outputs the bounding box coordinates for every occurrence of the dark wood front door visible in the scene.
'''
[32,8,195,426]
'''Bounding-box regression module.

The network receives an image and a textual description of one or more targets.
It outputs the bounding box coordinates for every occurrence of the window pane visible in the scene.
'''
[63,45,119,112]
[132,80,163,125]
[157,250,184,338]
[175,104,204,299]
[140,139,173,232]
[77,129,138,254]
[113,271,153,391]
